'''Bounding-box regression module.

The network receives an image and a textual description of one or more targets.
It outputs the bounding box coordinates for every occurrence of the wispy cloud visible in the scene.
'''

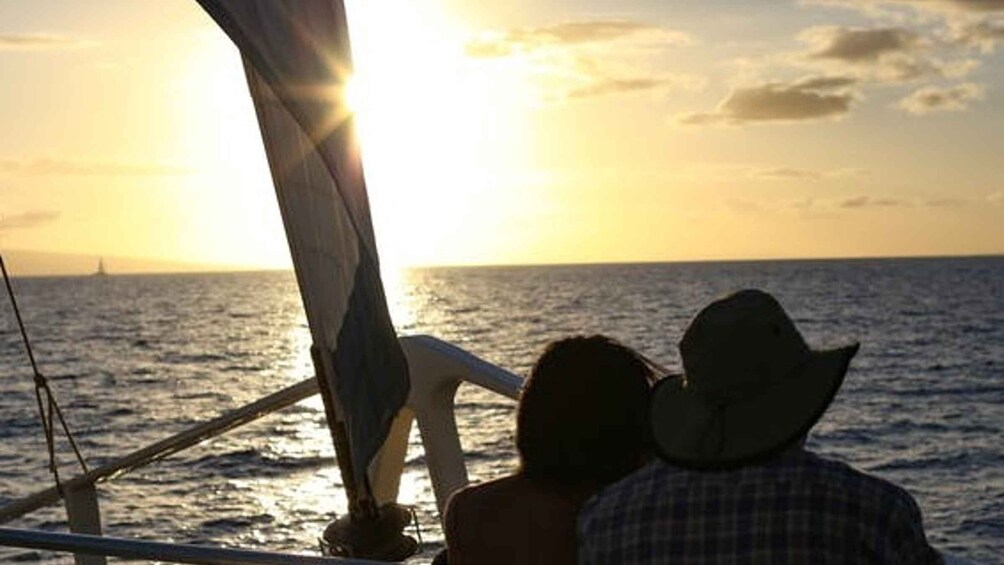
[0,211,60,231]
[941,0,1004,12]
[809,0,1004,16]
[464,20,696,103]
[924,197,968,207]
[841,195,912,208]
[836,194,979,208]
[0,33,94,51]
[788,193,984,213]
[0,158,193,177]
[565,77,663,99]
[465,21,689,58]
[951,19,1004,52]
[679,77,855,126]
[751,167,827,181]
[561,70,704,100]
[897,82,985,113]
[792,75,860,90]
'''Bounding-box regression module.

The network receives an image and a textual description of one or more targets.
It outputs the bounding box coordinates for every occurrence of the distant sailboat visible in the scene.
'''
[94,259,107,276]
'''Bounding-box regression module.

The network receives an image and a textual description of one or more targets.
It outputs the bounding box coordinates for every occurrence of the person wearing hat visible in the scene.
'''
[578,289,941,564]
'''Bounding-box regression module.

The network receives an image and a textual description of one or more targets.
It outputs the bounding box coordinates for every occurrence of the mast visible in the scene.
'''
[195,1,414,559]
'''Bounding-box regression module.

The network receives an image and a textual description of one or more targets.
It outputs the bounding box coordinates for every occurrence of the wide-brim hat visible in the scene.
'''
[650,289,859,470]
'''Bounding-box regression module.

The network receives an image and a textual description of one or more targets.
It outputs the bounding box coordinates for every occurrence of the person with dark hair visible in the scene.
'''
[578,289,941,564]
[442,335,656,565]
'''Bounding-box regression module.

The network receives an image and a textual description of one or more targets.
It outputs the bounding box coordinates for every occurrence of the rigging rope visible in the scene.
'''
[1,254,90,493]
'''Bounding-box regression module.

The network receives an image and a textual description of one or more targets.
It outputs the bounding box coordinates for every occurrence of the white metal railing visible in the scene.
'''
[380,336,521,513]
[0,378,319,525]
[0,527,385,564]
[0,335,522,565]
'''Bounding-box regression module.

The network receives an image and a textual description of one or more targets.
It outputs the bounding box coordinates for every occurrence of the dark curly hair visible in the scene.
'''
[516,335,654,486]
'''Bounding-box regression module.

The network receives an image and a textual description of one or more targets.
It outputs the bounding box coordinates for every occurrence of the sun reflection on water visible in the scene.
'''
[382,264,418,334]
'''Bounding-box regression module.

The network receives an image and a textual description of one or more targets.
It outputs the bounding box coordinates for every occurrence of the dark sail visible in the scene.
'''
[196,0,410,492]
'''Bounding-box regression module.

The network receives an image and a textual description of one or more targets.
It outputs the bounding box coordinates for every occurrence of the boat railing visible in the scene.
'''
[0,378,320,525]
[0,334,522,565]
[0,527,385,565]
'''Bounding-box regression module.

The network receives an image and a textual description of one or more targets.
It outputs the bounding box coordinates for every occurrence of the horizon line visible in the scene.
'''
[4,249,1002,278]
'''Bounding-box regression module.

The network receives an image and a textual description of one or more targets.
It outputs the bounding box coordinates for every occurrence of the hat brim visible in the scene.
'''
[650,343,859,470]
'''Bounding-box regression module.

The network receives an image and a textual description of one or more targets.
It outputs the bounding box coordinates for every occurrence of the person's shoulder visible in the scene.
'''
[803,452,924,515]
[447,474,523,512]
[580,461,672,519]
[445,474,525,540]
[806,452,940,562]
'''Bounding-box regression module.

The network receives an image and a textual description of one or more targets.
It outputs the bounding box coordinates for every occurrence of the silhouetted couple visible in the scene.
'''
[444,289,941,564]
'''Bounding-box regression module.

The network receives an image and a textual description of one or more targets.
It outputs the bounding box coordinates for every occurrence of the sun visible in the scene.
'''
[340,3,535,268]
[343,75,364,115]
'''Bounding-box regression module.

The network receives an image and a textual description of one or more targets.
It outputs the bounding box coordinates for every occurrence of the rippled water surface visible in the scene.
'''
[1,257,1001,563]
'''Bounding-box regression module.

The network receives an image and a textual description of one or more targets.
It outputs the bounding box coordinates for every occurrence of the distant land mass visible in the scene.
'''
[1,249,269,277]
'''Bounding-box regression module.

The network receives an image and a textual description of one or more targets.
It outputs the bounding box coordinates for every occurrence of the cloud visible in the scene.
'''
[809,0,1004,15]
[798,26,956,81]
[679,78,855,125]
[0,211,60,231]
[465,20,689,58]
[987,191,1004,204]
[0,33,93,51]
[565,78,663,99]
[952,19,1004,52]
[808,1,1004,55]
[797,24,983,82]
[799,196,989,214]
[790,192,983,212]
[925,0,1004,11]
[464,21,696,104]
[924,197,968,207]
[938,57,983,77]
[749,165,870,181]
[840,195,911,208]
[806,26,921,62]
[561,71,704,100]
[751,167,826,181]
[897,82,984,113]
[792,75,860,90]
[0,158,193,176]
[943,0,1004,11]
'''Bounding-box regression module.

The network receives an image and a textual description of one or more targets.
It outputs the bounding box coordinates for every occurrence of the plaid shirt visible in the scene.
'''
[578,450,942,564]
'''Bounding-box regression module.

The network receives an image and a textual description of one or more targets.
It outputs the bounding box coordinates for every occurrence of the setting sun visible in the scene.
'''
[344,3,536,268]
[342,75,363,115]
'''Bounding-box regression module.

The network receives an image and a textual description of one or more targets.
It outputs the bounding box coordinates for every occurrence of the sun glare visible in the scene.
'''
[173,28,291,269]
[342,75,363,115]
[343,1,535,267]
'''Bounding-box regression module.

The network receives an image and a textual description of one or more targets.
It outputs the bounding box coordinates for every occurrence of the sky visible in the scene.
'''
[1,0,1002,275]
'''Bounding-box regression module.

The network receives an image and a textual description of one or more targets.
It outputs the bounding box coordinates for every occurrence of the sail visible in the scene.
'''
[196,0,410,488]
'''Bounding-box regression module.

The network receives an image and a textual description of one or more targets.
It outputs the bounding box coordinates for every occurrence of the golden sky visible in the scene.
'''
[1,0,1002,275]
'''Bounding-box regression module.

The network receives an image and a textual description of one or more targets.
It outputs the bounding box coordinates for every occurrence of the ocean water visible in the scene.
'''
[0,257,1001,563]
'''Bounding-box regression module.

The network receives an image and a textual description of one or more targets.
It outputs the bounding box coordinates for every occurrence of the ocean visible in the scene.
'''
[0,257,1001,563]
